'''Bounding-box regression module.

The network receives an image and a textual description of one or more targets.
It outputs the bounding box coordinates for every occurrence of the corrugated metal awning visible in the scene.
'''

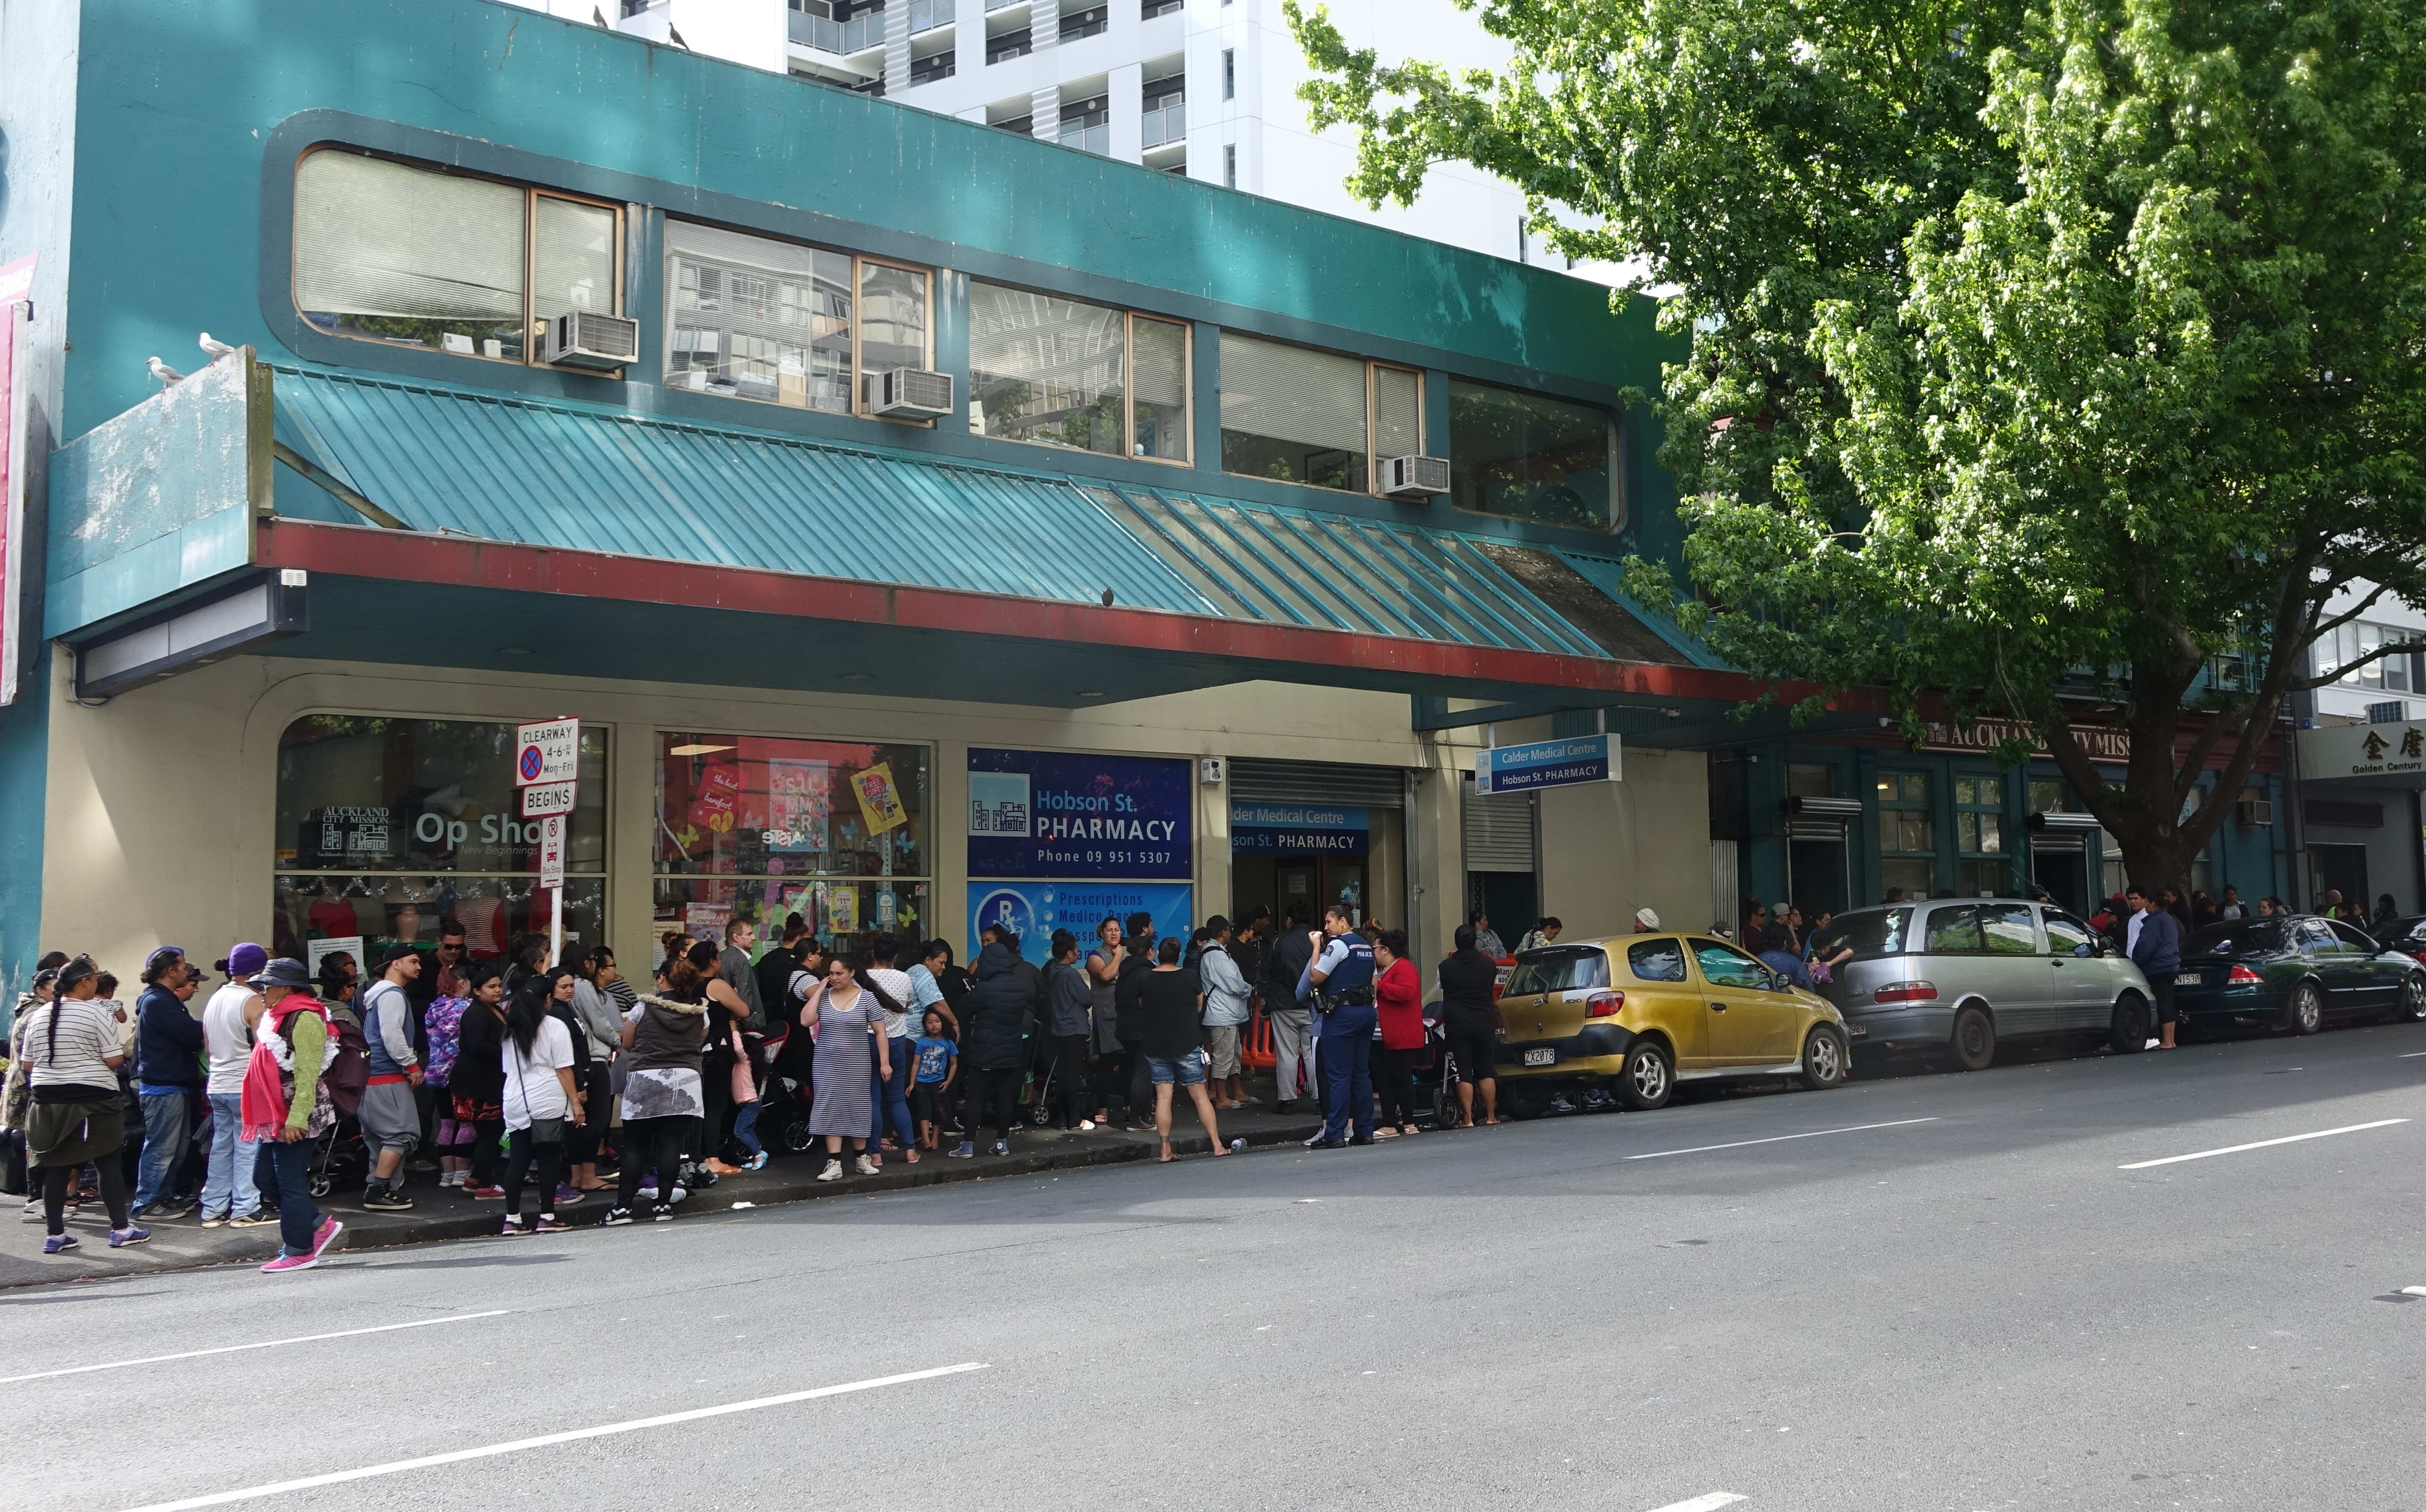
[270,365,1691,669]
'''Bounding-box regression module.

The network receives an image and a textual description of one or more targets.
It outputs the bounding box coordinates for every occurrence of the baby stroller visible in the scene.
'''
[307,1115,367,1199]
[751,1023,820,1155]
[1419,1009,1463,1130]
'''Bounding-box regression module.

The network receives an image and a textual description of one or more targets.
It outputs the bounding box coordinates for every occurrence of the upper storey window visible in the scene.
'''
[293,149,619,364]
[663,219,931,420]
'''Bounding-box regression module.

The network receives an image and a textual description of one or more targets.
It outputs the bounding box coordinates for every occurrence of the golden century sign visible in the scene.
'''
[1919,718,2132,763]
[2296,720,2426,781]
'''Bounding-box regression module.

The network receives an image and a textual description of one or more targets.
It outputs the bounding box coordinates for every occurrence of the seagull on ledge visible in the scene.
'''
[146,356,185,387]
[198,332,237,360]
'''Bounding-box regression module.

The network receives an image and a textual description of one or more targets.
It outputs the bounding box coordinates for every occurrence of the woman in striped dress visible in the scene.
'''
[803,953,888,1183]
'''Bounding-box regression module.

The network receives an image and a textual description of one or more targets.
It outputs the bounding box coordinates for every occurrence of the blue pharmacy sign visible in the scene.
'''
[1475,734,1622,796]
[967,881,1195,967]
[1230,802,1370,855]
[966,748,1193,880]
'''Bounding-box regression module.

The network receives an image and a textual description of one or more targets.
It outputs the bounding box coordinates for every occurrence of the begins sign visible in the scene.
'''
[966,748,1193,880]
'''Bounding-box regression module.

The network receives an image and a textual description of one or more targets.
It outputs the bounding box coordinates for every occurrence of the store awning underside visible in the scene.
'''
[270,366,1700,669]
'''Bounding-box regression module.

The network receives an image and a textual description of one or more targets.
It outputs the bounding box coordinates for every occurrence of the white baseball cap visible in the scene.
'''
[1634,907,1660,930]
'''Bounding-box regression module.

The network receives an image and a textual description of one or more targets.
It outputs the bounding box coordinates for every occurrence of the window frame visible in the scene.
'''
[1215,332,1424,496]
[965,280,1194,466]
[660,217,936,426]
[291,146,626,370]
[1442,373,1623,532]
[1365,360,1425,495]
[850,253,938,425]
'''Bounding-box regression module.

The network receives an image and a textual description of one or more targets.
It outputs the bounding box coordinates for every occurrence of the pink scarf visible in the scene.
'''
[240,994,330,1142]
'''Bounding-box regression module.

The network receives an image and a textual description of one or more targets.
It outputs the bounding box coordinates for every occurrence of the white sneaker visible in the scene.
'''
[816,1159,843,1183]
[667,1184,688,1204]
[853,1155,877,1177]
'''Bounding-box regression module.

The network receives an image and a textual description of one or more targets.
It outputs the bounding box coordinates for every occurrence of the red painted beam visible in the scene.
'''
[258,518,1859,711]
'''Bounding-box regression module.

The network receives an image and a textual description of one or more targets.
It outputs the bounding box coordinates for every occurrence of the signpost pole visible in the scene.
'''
[551,885,563,969]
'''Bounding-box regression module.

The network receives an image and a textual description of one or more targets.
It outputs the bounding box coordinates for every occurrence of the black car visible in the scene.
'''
[2171,914,2426,1035]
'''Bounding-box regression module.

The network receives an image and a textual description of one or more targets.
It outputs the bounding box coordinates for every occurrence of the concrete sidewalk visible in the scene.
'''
[0,1097,1332,1290]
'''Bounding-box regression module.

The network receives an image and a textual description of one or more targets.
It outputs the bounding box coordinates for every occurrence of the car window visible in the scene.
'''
[1502,947,1610,996]
[2296,919,2343,955]
[1691,939,1773,991]
[2329,920,2379,953]
[1626,940,1688,983]
[2044,911,2097,957]
[2191,917,2286,956]
[1924,905,1985,954]
[1809,907,1912,962]
[1980,904,2039,954]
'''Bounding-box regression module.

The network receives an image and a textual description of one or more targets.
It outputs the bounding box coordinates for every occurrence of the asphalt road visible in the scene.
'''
[7,1019,2426,1512]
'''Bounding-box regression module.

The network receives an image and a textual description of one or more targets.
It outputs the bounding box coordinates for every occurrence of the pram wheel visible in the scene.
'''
[307,1174,331,1199]
[782,1121,816,1154]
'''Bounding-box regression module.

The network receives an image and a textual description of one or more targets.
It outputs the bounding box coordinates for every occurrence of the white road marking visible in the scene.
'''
[2119,1119,2409,1169]
[0,1310,511,1385]
[2401,1286,2426,1298]
[117,1361,988,1511]
[1625,1117,1938,1161]
[2399,1051,2426,1059]
[1644,1495,1748,1512]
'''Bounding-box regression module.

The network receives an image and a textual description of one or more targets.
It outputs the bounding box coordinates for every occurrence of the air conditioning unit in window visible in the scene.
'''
[1379,454,1450,498]
[865,367,954,419]
[537,311,640,371]
[2236,796,2273,828]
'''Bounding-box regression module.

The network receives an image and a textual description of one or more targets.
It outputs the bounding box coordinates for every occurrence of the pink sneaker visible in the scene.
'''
[309,1217,345,1260]
[260,1252,318,1274]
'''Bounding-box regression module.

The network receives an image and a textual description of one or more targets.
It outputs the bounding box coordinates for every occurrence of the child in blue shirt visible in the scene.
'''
[910,1009,958,1151]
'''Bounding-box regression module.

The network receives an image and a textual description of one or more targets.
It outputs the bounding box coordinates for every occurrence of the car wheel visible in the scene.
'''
[2399,976,2426,1023]
[2287,981,2324,1036]
[1799,1025,1849,1090]
[1949,1005,1997,1071]
[2108,994,2149,1054]
[1617,1041,1674,1111]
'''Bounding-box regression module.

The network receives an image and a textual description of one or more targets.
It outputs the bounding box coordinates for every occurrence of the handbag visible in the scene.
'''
[512,1052,569,1146]
[729,1027,759,1106]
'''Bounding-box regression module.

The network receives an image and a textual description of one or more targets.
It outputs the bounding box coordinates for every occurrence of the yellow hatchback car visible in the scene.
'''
[1492,933,1851,1114]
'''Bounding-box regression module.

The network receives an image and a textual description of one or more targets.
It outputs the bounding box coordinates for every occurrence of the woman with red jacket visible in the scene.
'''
[1372,929,1425,1137]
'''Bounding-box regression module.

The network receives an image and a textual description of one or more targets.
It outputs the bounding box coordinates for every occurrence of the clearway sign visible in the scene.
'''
[1476,733,1622,796]
[515,719,579,786]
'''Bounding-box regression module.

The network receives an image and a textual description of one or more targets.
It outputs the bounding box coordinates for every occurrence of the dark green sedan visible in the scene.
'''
[2172,914,2426,1036]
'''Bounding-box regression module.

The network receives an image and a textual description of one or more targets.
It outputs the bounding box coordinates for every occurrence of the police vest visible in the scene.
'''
[1314,936,1376,1008]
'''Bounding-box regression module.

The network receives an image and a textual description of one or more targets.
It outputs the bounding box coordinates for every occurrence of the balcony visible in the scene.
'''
[788,4,885,57]
[1140,100,1186,150]
[909,49,956,84]
[1059,120,1112,155]
[986,26,1031,62]
[908,0,950,32]
[1061,5,1109,41]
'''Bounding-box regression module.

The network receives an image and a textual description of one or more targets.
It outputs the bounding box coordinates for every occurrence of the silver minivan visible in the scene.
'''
[1806,898,2156,1070]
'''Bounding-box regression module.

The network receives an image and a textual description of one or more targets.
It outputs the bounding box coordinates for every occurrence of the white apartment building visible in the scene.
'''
[507,0,1623,281]
[2296,582,2426,916]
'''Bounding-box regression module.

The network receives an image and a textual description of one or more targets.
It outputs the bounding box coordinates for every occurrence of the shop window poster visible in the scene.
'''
[688,759,743,833]
[766,758,830,854]
[965,748,1192,880]
[853,762,908,836]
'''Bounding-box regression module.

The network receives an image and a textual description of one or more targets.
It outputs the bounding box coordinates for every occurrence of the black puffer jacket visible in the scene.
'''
[962,943,1031,1070]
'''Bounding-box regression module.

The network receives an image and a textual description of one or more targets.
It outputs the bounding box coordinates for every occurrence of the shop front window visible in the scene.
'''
[273,716,610,965]
[1876,771,1934,900]
[1954,775,2009,897]
[656,733,931,954]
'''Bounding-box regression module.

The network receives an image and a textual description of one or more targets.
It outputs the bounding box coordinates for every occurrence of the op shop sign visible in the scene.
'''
[965,748,1193,880]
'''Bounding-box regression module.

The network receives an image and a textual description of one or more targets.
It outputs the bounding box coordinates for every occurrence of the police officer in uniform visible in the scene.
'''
[1301,902,1377,1148]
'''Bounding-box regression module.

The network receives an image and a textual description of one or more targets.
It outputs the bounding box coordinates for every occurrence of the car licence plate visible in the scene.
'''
[1523,1047,1555,1067]
[2175,973,2203,987]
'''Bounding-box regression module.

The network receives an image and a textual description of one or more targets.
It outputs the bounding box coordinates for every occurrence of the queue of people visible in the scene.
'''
[0,900,1534,1268]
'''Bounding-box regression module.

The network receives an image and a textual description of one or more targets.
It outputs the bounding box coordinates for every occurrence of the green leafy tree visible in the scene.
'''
[1291,0,2426,893]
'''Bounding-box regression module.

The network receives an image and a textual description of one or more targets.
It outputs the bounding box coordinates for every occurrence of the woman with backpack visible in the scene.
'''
[23,957,146,1254]
[607,956,710,1225]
